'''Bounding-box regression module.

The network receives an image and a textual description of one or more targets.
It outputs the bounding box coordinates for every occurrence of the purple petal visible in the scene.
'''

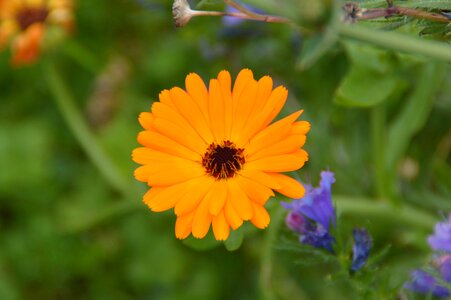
[404,270,450,298]
[428,215,451,252]
[351,228,373,272]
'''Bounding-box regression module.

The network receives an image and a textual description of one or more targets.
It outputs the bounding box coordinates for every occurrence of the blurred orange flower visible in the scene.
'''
[132,69,310,241]
[0,0,73,66]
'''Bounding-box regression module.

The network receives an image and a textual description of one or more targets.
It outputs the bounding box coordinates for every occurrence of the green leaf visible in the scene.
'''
[334,66,404,107]
[343,41,397,73]
[297,27,338,70]
[224,228,244,251]
[183,232,221,251]
[385,62,445,169]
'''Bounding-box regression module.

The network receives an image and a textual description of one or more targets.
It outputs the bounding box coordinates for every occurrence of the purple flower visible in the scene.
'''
[439,255,451,283]
[351,228,373,272]
[428,215,451,253]
[404,270,450,298]
[300,226,335,253]
[282,171,336,252]
[299,171,336,230]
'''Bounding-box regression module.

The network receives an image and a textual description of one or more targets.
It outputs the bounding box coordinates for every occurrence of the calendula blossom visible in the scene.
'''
[133,69,310,241]
[0,0,73,66]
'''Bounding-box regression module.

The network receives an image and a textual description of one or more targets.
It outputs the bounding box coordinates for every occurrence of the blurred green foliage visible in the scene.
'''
[0,0,450,299]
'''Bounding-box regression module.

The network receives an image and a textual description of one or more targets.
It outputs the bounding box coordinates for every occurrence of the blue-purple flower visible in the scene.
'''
[405,213,451,298]
[439,255,451,283]
[282,171,336,252]
[351,228,373,272]
[428,215,451,253]
[404,270,450,298]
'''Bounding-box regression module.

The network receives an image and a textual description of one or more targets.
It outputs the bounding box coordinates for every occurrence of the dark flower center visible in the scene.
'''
[16,7,49,30]
[202,141,245,180]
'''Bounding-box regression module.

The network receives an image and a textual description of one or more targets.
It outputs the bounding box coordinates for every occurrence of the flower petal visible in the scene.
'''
[246,110,303,157]
[170,87,215,143]
[174,176,215,216]
[236,175,274,205]
[217,70,233,139]
[224,200,243,230]
[208,79,226,141]
[212,211,230,241]
[228,180,253,221]
[192,194,213,239]
[245,152,307,173]
[175,211,195,239]
[239,169,281,190]
[137,130,201,161]
[185,72,209,121]
[208,180,228,216]
[250,203,270,229]
[138,112,154,130]
[269,173,306,198]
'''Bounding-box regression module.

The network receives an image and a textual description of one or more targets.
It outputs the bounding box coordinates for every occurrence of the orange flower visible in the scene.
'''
[0,0,73,66]
[132,69,310,241]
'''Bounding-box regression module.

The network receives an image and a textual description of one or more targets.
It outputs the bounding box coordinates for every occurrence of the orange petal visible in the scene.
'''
[208,180,228,216]
[248,134,306,161]
[185,72,209,122]
[231,80,258,146]
[224,200,243,230]
[170,87,214,143]
[245,153,307,173]
[291,121,310,135]
[246,110,302,157]
[212,211,230,241]
[138,112,155,130]
[236,175,274,205]
[208,79,226,142]
[12,23,44,66]
[239,169,281,190]
[232,69,254,102]
[175,211,195,239]
[145,164,205,187]
[242,86,288,140]
[227,180,253,221]
[250,202,270,229]
[153,117,207,154]
[143,183,188,212]
[152,102,206,152]
[269,173,306,199]
[174,176,215,216]
[192,194,213,239]
[137,131,201,161]
[132,147,196,166]
[218,70,233,139]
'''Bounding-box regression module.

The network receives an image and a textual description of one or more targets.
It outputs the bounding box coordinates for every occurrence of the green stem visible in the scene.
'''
[386,62,445,169]
[334,195,437,230]
[260,205,284,300]
[44,62,131,197]
[62,39,102,73]
[337,24,451,62]
[371,105,389,200]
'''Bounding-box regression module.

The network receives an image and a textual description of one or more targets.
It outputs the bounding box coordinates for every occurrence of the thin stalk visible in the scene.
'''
[44,62,131,197]
[334,195,437,230]
[260,205,284,300]
[337,24,451,62]
[223,0,263,19]
[192,10,290,23]
[371,105,389,200]
[359,6,450,23]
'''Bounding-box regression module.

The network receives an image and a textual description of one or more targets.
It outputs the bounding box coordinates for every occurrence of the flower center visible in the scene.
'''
[16,7,49,30]
[202,141,245,180]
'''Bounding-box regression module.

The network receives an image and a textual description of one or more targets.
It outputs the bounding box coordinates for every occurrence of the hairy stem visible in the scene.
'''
[44,62,131,197]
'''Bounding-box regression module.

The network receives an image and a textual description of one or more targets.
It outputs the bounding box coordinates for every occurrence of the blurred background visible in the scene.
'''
[0,0,450,299]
